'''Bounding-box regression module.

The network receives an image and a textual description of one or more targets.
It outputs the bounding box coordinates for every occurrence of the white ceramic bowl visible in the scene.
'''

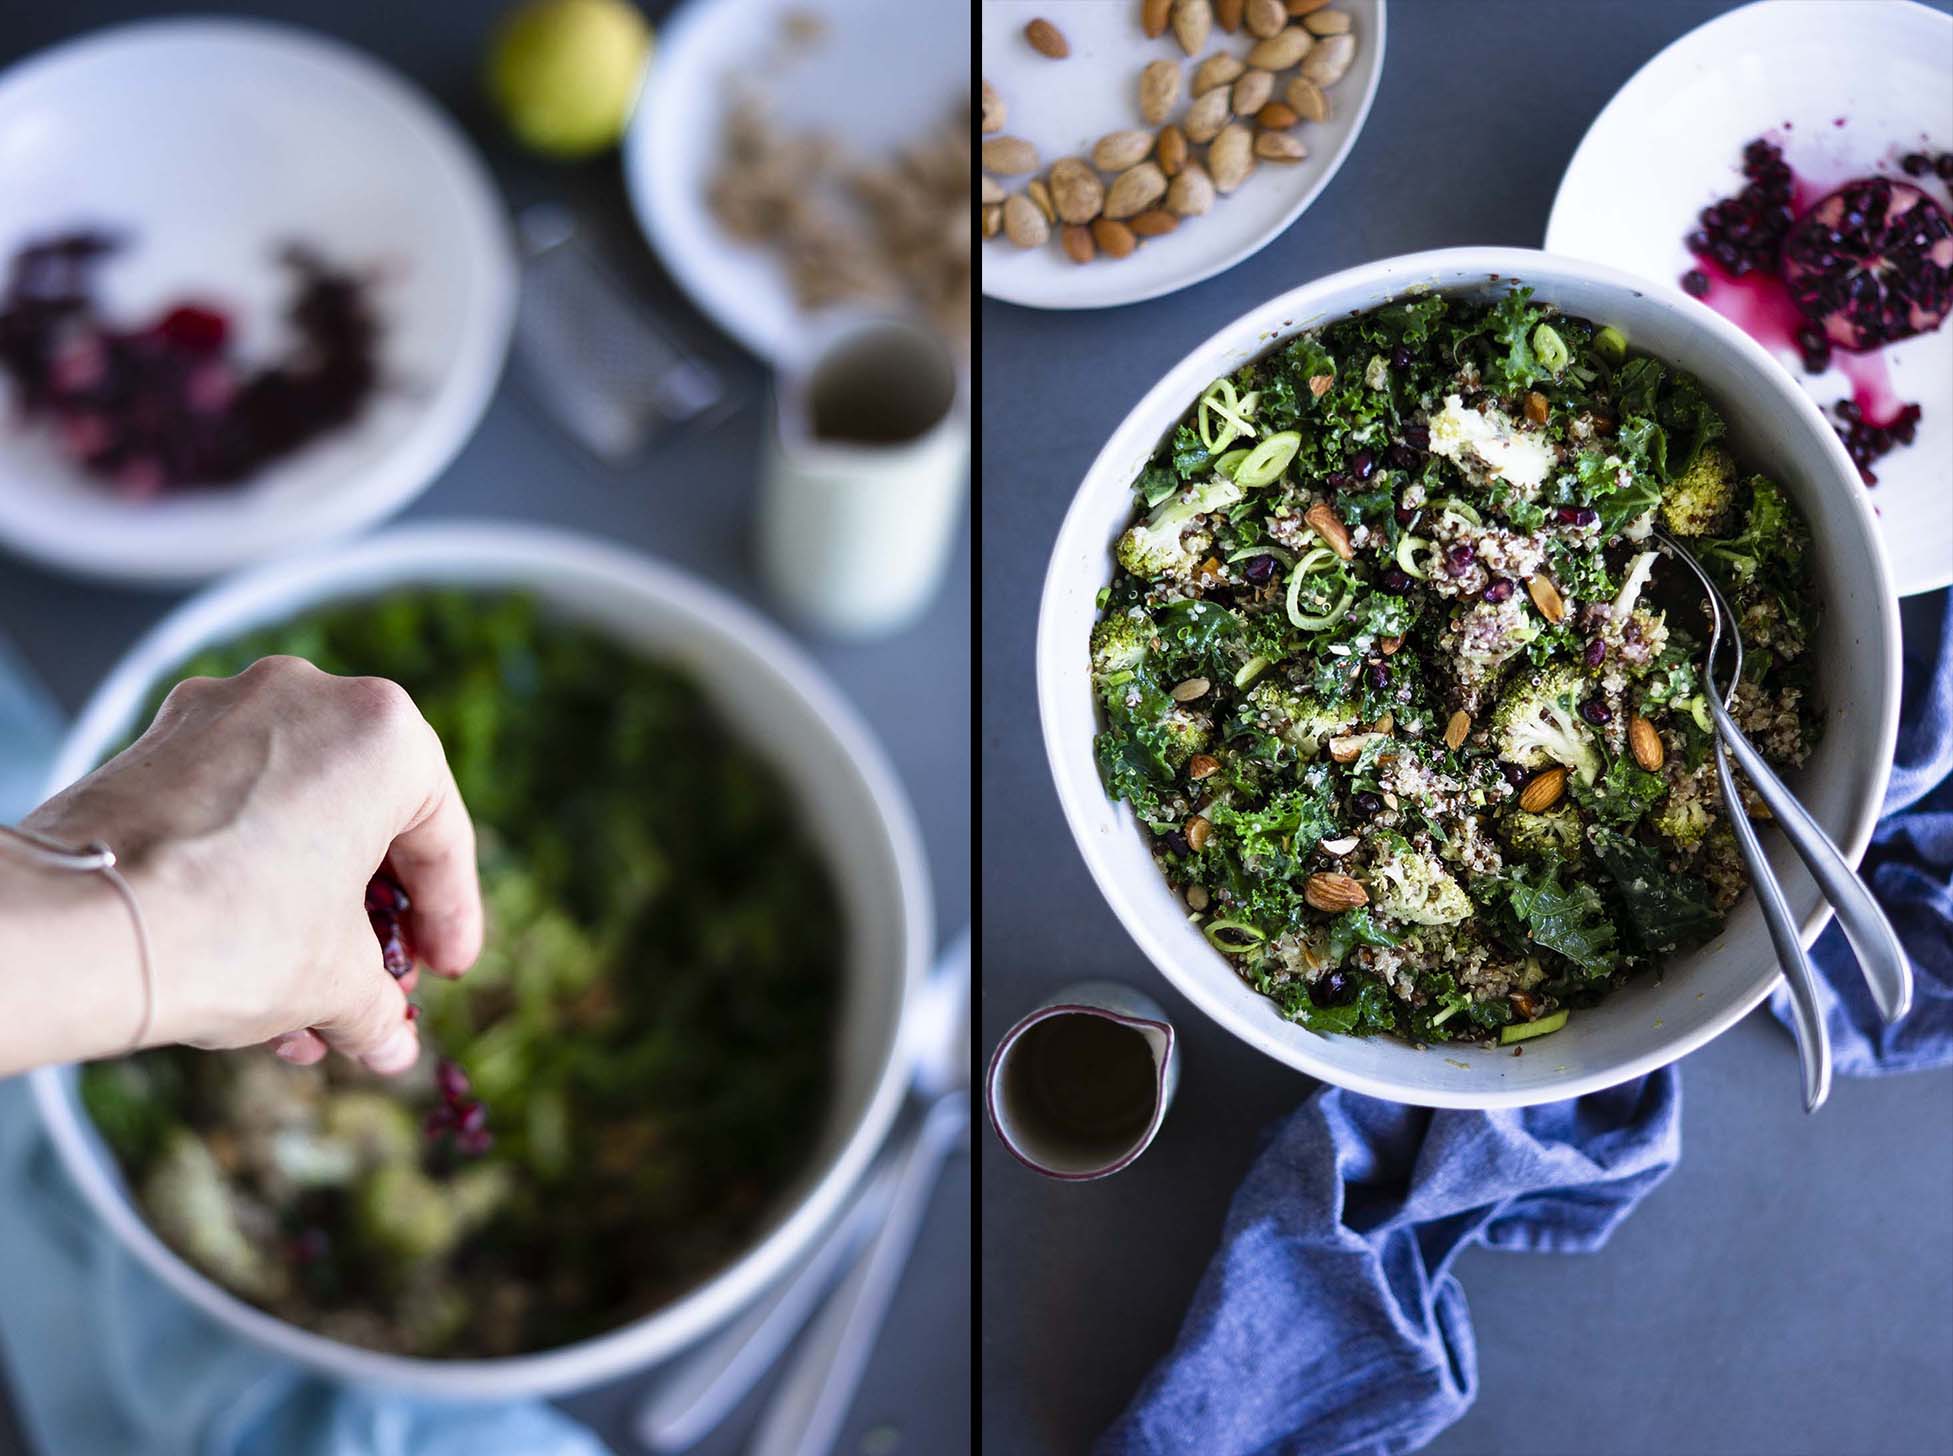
[28,523,931,1397]
[0,19,516,584]
[1038,246,1901,1108]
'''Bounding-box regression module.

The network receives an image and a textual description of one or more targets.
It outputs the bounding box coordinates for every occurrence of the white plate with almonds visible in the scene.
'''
[981,0,1385,310]
[626,0,971,364]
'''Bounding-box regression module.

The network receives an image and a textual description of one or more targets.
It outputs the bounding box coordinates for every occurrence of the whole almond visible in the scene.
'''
[1300,31,1355,85]
[1247,27,1312,69]
[1309,373,1333,396]
[1255,131,1307,162]
[1048,157,1105,223]
[1140,59,1182,125]
[1130,208,1180,237]
[1171,0,1213,56]
[1302,7,1350,34]
[1193,53,1246,94]
[1091,216,1138,258]
[981,79,1005,134]
[1002,194,1049,248]
[1629,715,1665,772]
[1186,814,1213,852]
[1444,709,1471,751]
[982,136,1039,175]
[1519,766,1568,814]
[1527,573,1566,624]
[1285,75,1331,122]
[1379,635,1402,655]
[1026,178,1056,223]
[1305,872,1368,912]
[1188,753,1221,780]
[1256,101,1300,129]
[1328,732,1374,763]
[1246,0,1287,37]
[1208,121,1255,192]
[981,204,1003,239]
[1287,0,1333,12]
[1304,500,1353,558]
[1105,161,1168,219]
[1167,162,1216,215]
[1171,676,1212,702]
[1025,17,1069,56]
[1231,69,1274,116]
[1141,0,1172,39]
[980,175,1005,204]
[1156,124,1189,176]
[1061,224,1096,264]
[1215,0,1245,30]
[1184,88,1232,144]
[1093,129,1155,171]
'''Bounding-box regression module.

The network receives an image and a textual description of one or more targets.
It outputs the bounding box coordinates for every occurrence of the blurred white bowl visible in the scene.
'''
[0,19,516,584]
[1039,246,1901,1108]
[29,522,931,1398]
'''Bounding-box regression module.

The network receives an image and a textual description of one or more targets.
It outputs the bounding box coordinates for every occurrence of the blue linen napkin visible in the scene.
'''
[1095,1074,1682,1456]
[1771,588,1953,1074]
[0,633,610,1455]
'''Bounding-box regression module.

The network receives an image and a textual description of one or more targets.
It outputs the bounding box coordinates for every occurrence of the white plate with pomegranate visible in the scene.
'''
[981,0,1385,311]
[1545,0,1953,597]
[0,18,515,585]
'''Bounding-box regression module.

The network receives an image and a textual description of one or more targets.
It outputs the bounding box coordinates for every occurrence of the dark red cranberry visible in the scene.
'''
[1573,506,1598,527]
[1580,698,1611,726]
[1554,505,1581,525]
[1681,270,1711,297]
[1483,578,1516,603]
[1310,969,1357,1006]
[1243,553,1278,584]
[1445,543,1475,574]
[1585,637,1607,667]
[1162,829,1190,856]
[1326,471,1354,491]
[1351,449,1376,480]
[1390,345,1411,369]
[1403,423,1430,450]
[1382,567,1413,593]
[1499,761,1529,789]
[1385,444,1418,471]
[1394,505,1418,526]
[1352,791,1383,817]
[1368,664,1390,690]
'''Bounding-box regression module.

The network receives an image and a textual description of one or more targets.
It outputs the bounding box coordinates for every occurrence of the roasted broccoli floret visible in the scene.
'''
[1246,682,1354,758]
[1159,705,1214,767]
[1490,663,1603,785]
[1089,613,1153,681]
[1500,801,1585,864]
[1364,834,1474,926]
[1661,443,1739,536]
[1652,784,1715,848]
[1113,476,1245,578]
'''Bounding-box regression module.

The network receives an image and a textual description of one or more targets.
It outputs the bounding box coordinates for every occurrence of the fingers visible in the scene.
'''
[310,952,421,1076]
[385,752,484,978]
[269,1029,328,1065]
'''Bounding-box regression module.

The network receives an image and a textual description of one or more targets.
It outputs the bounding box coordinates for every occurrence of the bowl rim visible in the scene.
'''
[1035,244,1903,1108]
[27,521,932,1396]
[0,16,518,585]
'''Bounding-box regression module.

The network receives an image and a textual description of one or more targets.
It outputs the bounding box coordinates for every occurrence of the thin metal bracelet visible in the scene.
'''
[1,823,156,1052]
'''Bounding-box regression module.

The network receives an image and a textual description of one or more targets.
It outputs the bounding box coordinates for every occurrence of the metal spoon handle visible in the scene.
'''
[748,1093,969,1456]
[1706,697,1912,1025]
[1715,740,1830,1112]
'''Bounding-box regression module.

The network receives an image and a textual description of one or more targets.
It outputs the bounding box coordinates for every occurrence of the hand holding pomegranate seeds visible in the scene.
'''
[0,656,482,1079]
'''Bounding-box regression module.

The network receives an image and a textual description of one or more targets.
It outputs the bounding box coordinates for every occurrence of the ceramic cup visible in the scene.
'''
[756,314,968,638]
[985,981,1179,1181]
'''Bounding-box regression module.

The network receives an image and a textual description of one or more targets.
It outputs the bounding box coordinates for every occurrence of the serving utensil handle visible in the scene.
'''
[1705,697,1912,1026]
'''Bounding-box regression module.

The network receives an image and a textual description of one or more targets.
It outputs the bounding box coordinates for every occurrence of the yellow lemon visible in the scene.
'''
[487,0,653,159]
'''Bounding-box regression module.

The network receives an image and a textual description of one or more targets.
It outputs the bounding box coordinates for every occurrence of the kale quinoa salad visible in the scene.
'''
[1089,287,1820,1047]
[80,592,843,1357]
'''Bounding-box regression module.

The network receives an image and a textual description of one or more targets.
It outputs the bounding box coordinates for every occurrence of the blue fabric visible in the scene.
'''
[0,636,608,1454]
[1772,588,1953,1074]
[1096,1074,1682,1456]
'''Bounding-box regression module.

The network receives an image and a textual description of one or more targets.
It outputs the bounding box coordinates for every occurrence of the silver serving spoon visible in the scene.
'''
[1656,530,1911,1111]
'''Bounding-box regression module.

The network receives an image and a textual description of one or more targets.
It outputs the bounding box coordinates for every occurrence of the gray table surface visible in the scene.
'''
[0,2,970,1453]
[981,2,1953,1454]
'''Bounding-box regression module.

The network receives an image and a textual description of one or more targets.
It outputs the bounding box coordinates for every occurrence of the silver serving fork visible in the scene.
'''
[1655,529,1911,1112]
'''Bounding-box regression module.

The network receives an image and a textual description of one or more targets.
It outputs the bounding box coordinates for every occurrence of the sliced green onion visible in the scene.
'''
[1204,917,1267,951]
[1396,534,1430,580]
[1428,1001,1463,1029]
[1198,379,1260,452]
[1295,545,1337,576]
[1233,654,1271,688]
[1433,497,1481,527]
[1287,562,1353,632]
[1499,1008,1569,1044]
[1234,430,1302,488]
[1532,323,1570,374]
[1225,543,1295,567]
[1214,447,1251,480]
[1594,325,1628,366]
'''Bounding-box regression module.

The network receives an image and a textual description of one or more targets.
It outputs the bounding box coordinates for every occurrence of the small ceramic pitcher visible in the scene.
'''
[985,981,1179,1181]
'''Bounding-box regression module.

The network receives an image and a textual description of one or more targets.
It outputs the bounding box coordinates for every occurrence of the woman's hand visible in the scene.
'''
[4,656,482,1075]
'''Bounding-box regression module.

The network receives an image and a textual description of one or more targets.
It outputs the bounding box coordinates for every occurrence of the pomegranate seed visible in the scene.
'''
[1483,578,1515,603]
[1681,270,1710,297]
